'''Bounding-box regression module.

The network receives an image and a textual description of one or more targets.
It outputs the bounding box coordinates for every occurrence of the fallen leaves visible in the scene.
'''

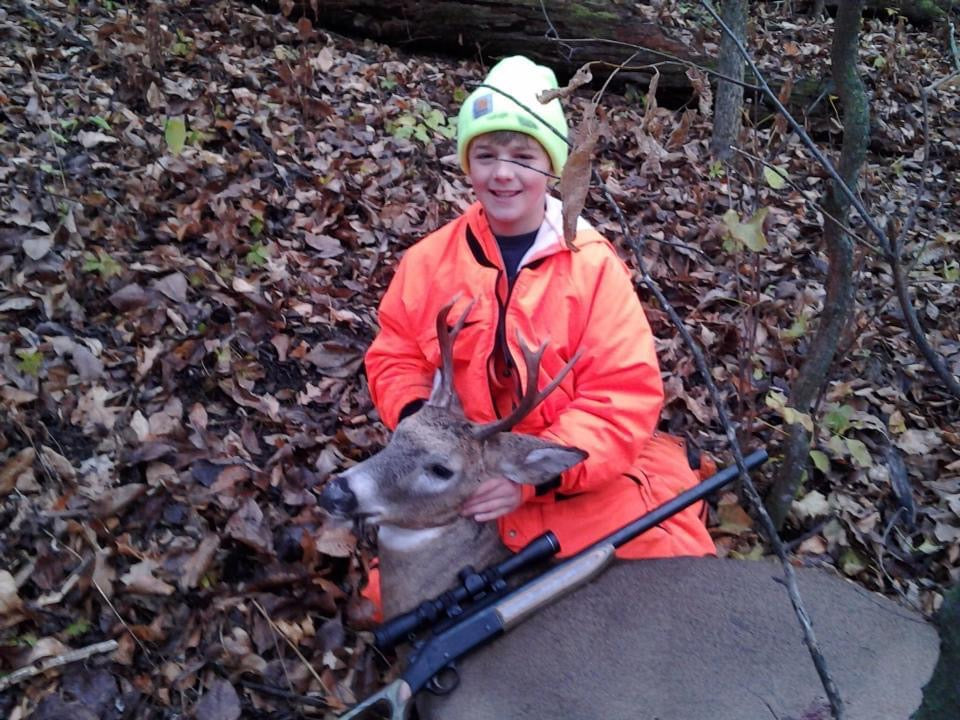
[0,0,957,717]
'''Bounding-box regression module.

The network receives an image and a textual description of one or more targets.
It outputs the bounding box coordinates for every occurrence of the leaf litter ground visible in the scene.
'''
[0,1,958,717]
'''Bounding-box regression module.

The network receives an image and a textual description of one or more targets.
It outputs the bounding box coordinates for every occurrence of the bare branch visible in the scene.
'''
[0,640,118,692]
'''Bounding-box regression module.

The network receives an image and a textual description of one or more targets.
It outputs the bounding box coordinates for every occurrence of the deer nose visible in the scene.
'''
[318,475,358,516]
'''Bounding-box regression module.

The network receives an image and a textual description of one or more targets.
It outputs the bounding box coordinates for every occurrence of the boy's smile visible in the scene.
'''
[467,135,553,236]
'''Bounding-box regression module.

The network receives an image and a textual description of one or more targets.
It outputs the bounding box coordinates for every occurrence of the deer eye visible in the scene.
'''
[428,463,454,479]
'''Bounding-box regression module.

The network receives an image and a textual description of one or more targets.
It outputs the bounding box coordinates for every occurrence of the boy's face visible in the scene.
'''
[467,134,552,236]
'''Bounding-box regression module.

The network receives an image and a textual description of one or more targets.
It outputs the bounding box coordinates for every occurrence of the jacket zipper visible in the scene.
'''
[486,269,523,419]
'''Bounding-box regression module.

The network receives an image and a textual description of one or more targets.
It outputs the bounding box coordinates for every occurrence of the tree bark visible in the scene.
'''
[710,0,748,160]
[766,0,868,529]
[298,0,710,92]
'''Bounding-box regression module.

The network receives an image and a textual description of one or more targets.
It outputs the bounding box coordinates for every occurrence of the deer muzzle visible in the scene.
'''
[318,475,359,517]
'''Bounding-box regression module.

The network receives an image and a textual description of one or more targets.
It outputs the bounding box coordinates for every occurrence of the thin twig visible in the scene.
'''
[700,0,960,399]
[71,527,158,667]
[0,640,118,692]
[251,600,334,696]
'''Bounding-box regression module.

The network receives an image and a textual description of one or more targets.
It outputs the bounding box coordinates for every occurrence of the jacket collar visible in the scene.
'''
[464,195,599,271]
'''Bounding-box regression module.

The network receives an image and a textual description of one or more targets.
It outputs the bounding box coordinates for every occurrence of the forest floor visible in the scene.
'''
[1,1,958,718]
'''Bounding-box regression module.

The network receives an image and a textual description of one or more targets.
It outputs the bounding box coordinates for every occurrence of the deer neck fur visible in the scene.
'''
[377,517,509,620]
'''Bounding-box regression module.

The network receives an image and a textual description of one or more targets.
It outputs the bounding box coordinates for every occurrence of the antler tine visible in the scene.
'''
[429,296,475,409]
[473,333,582,440]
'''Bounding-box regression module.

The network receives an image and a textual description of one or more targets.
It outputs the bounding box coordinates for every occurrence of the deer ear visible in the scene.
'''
[482,433,587,486]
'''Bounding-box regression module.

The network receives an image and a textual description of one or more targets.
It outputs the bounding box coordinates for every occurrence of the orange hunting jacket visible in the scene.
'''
[365,196,715,560]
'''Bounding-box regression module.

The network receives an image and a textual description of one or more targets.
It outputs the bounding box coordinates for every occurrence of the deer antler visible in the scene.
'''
[427,295,475,410]
[473,333,581,440]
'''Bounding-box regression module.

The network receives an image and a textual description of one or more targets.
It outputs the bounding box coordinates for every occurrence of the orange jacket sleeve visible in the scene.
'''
[365,254,435,430]
[538,252,663,495]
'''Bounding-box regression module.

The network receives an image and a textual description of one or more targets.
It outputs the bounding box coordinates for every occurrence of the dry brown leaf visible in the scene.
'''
[1,447,35,496]
[72,344,104,381]
[559,102,598,249]
[685,67,712,119]
[0,570,24,624]
[270,333,291,362]
[23,235,53,260]
[538,62,593,103]
[73,386,120,431]
[225,498,275,555]
[39,445,76,481]
[792,491,831,522]
[314,522,357,558]
[77,130,118,148]
[121,558,175,596]
[148,396,184,436]
[304,233,344,257]
[1,386,37,406]
[108,283,150,312]
[188,402,208,431]
[715,493,753,535]
[179,534,220,590]
[305,341,363,379]
[153,272,188,303]
[91,548,116,599]
[92,483,147,519]
[145,462,178,487]
[222,628,268,675]
[895,428,941,455]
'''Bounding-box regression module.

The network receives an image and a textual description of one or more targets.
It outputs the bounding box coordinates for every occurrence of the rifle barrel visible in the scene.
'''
[603,448,768,551]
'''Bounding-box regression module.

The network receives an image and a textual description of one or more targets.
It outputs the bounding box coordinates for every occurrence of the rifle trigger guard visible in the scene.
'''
[426,664,460,695]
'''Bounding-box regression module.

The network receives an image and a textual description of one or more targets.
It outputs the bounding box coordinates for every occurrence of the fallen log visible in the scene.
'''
[295,0,711,93]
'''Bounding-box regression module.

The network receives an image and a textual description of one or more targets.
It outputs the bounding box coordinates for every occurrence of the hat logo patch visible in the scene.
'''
[472,93,493,118]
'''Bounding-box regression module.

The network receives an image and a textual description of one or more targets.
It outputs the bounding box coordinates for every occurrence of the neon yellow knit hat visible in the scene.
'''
[457,56,568,174]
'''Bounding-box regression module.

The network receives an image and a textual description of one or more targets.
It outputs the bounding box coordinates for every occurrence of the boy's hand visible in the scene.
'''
[461,477,522,522]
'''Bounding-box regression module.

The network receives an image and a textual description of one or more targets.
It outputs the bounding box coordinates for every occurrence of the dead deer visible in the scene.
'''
[319,300,939,720]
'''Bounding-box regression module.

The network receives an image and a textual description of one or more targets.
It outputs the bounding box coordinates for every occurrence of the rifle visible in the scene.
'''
[338,448,769,719]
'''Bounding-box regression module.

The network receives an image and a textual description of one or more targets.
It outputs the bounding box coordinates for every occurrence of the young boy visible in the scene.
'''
[365,55,714,561]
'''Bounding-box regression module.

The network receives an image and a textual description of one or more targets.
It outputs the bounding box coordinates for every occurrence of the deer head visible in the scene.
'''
[320,297,586,533]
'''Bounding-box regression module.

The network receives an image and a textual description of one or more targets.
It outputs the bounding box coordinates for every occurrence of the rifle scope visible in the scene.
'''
[374,530,560,650]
